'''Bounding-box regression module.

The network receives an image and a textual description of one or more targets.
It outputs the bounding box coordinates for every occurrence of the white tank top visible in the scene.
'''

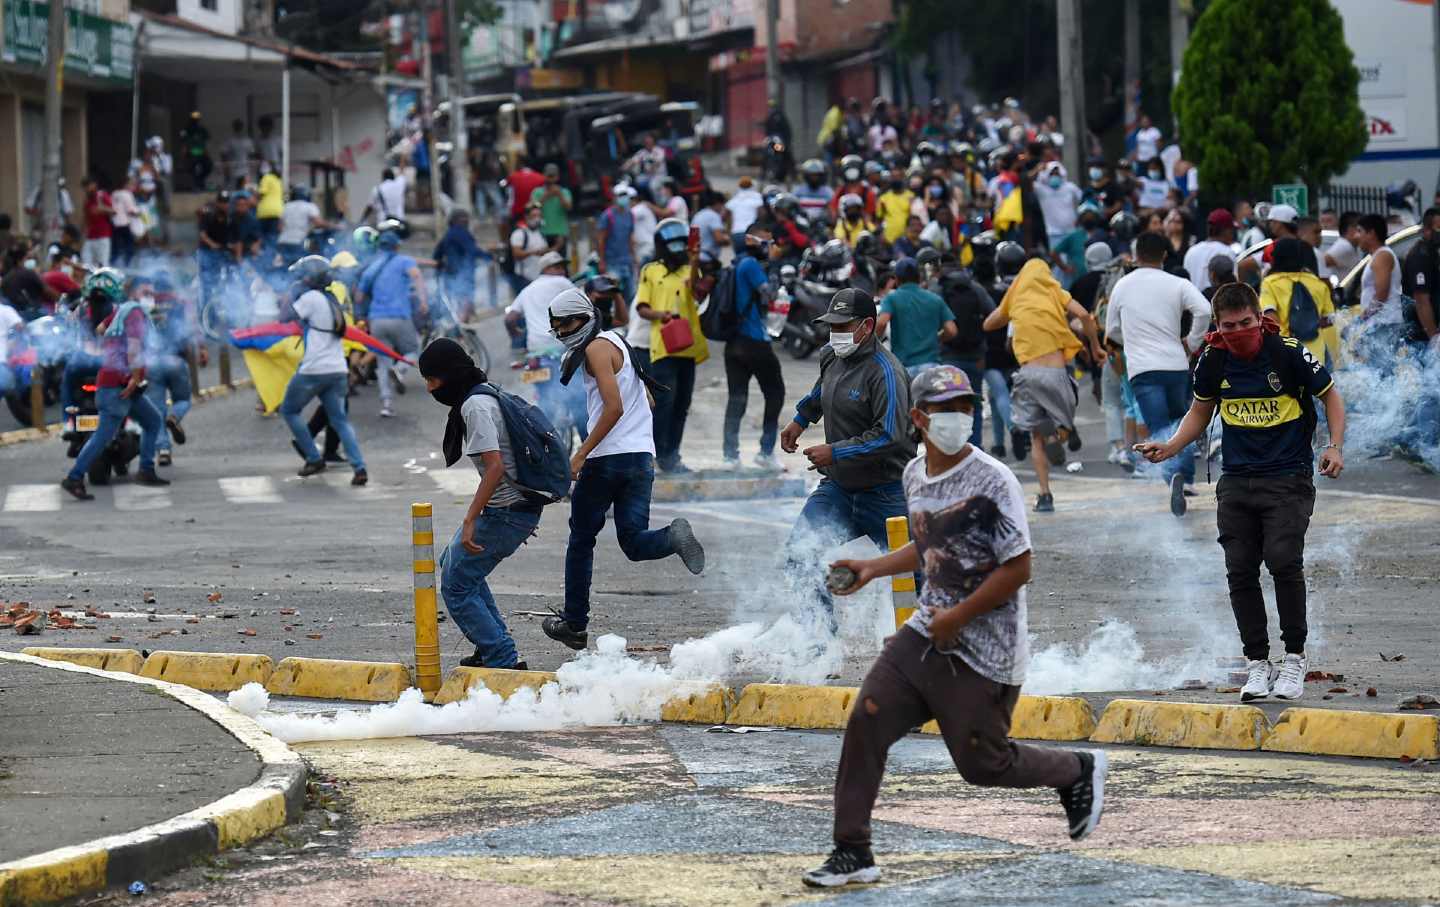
[1361,246,1402,324]
[583,331,655,459]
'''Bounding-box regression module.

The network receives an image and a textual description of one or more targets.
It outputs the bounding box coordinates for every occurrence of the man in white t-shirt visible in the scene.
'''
[419,336,541,670]
[1105,232,1211,515]
[278,256,367,485]
[277,188,330,266]
[1033,162,1083,247]
[509,203,551,285]
[1132,115,1162,165]
[540,289,705,652]
[1184,208,1238,292]
[631,192,659,265]
[0,301,22,398]
[505,251,588,436]
[366,168,407,223]
[1324,212,1363,278]
[726,176,764,248]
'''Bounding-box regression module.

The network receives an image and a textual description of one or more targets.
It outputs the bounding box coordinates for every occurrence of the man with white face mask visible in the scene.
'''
[780,288,916,628]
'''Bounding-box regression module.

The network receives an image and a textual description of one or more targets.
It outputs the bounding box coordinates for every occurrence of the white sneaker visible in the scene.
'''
[380,403,395,418]
[1271,652,1306,700]
[753,452,786,472]
[1240,659,1274,701]
[1106,447,1125,465]
[717,457,741,471]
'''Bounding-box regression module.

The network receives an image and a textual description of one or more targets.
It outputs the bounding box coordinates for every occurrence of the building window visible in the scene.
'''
[201,0,218,9]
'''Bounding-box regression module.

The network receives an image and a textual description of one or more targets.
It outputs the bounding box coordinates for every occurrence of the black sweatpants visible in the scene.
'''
[1215,473,1316,660]
[722,336,785,460]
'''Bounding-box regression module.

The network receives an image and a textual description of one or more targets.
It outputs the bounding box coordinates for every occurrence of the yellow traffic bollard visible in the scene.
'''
[411,502,442,699]
[886,516,916,628]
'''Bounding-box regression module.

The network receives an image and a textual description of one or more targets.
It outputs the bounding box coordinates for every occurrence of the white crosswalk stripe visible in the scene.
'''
[3,484,62,512]
[112,484,173,511]
[218,476,284,504]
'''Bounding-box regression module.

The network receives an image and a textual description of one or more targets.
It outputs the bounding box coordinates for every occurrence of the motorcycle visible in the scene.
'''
[422,281,491,376]
[62,368,142,486]
[519,355,579,460]
[4,305,80,427]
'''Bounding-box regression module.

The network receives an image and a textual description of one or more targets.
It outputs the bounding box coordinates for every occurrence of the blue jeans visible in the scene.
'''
[68,385,163,481]
[534,353,589,441]
[563,452,675,629]
[197,247,228,310]
[785,479,910,625]
[279,371,366,472]
[441,507,541,666]
[606,261,635,303]
[984,367,1014,448]
[145,354,193,452]
[1131,369,1195,483]
[0,364,14,397]
[941,357,985,447]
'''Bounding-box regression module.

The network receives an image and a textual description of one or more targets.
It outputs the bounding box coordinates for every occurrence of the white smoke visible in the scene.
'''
[1025,621,1210,694]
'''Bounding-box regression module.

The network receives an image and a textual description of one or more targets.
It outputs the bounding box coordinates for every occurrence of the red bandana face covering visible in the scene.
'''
[1205,314,1280,361]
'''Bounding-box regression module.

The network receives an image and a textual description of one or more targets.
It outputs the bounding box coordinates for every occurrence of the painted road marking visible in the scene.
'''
[3,484,62,511]
[218,475,284,504]
[113,484,173,511]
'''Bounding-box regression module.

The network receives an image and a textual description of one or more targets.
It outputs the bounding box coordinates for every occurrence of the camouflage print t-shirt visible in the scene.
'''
[902,448,1032,685]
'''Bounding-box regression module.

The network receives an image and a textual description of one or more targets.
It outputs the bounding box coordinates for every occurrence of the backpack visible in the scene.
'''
[299,288,347,340]
[1287,279,1322,342]
[469,383,572,506]
[499,226,528,275]
[1193,333,1317,436]
[699,265,741,341]
[939,273,987,359]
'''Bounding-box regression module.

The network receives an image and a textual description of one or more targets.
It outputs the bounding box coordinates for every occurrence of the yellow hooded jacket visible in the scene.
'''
[1259,270,1339,366]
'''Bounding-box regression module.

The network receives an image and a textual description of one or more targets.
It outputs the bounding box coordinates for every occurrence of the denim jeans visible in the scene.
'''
[606,261,635,304]
[145,354,193,452]
[534,353,590,441]
[1101,365,1126,444]
[785,479,910,625]
[0,364,14,397]
[1131,369,1195,483]
[564,452,675,629]
[68,385,163,481]
[197,247,228,310]
[723,337,785,459]
[650,356,696,469]
[441,507,541,666]
[983,368,1013,448]
[941,357,985,446]
[279,371,366,471]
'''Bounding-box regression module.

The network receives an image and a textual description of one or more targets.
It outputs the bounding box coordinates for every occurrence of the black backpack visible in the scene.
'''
[699,265,741,342]
[940,273,987,359]
[1287,280,1322,342]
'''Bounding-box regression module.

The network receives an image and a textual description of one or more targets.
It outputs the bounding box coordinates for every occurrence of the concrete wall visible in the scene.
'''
[176,0,242,34]
[0,76,93,235]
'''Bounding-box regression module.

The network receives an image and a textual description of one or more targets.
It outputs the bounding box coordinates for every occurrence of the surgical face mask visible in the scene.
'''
[616,196,632,209]
[844,168,861,182]
[1148,170,1163,180]
[929,185,944,198]
[138,294,156,314]
[923,410,970,455]
[1048,175,1063,189]
[23,259,36,270]
[1088,167,1104,181]
[830,320,869,357]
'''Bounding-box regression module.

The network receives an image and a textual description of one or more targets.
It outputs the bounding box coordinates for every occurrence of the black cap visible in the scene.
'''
[814,287,877,325]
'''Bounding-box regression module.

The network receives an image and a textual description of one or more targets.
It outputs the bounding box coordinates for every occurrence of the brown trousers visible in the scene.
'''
[833,626,1082,847]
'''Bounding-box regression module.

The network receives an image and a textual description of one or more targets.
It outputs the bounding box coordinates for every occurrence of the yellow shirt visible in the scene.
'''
[257,173,284,220]
[638,260,709,364]
[817,105,843,144]
[1259,271,1337,366]
[876,190,913,243]
[833,217,875,247]
[998,259,1081,364]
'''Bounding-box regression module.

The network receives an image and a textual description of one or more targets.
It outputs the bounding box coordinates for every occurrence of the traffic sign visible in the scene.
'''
[1271,184,1309,216]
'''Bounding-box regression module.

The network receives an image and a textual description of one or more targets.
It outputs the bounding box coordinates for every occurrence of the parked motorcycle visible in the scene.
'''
[4,307,79,427]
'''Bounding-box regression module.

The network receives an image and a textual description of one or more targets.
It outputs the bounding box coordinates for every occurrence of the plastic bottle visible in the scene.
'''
[767,285,792,338]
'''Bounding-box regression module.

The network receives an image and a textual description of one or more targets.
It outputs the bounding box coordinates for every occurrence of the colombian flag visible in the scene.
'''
[230,321,414,414]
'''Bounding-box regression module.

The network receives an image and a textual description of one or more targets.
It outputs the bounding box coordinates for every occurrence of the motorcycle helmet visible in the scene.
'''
[853,230,879,260]
[762,184,784,210]
[994,241,1027,279]
[839,193,864,218]
[916,141,939,164]
[289,254,334,290]
[800,158,827,185]
[779,263,798,283]
[655,217,688,263]
[916,246,941,270]
[352,225,379,253]
[863,160,886,179]
[816,238,851,272]
[290,185,312,202]
[976,136,999,156]
[330,250,359,271]
[1084,242,1116,271]
[82,268,126,304]
[772,192,801,218]
[1108,211,1140,244]
[839,154,863,184]
[584,274,619,298]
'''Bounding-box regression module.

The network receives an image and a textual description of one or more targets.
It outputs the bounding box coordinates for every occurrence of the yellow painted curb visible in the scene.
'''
[1091,698,1269,751]
[433,666,558,704]
[659,683,736,725]
[20,647,144,675]
[916,695,1097,741]
[729,683,859,729]
[264,657,412,702]
[1262,707,1440,761]
[140,651,274,692]
[0,851,106,907]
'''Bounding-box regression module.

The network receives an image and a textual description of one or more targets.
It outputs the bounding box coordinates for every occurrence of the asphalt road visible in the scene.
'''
[2,311,1438,715]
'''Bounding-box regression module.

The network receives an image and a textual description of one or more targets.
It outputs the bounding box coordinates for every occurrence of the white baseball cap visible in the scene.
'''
[1268,204,1298,225]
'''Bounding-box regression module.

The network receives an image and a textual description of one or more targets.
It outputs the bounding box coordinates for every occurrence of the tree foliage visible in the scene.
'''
[1173,0,1367,199]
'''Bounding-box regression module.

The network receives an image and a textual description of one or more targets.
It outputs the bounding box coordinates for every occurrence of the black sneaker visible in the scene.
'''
[157,450,172,467]
[1169,474,1187,517]
[135,470,171,487]
[166,415,186,446]
[458,648,486,668]
[1011,429,1031,461]
[298,459,327,477]
[60,477,94,501]
[1035,492,1055,513]
[1066,429,1083,452]
[351,469,368,487]
[542,614,588,651]
[1059,750,1108,841]
[801,845,881,888]
[668,518,705,575]
[989,444,1007,460]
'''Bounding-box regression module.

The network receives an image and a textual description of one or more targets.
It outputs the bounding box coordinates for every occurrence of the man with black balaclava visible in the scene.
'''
[541,288,705,653]
[420,337,539,670]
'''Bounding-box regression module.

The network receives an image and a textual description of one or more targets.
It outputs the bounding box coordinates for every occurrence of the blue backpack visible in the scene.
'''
[469,383,571,505]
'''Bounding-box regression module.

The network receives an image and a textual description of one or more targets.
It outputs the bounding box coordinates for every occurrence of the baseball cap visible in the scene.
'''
[893,257,919,282]
[537,250,567,272]
[1206,208,1237,230]
[814,287,877,325]
[910,365,977,405]
[1084,242,1115,270]
[1268,204,1298,225]
[543,163,560,177]
[613,184,637,199]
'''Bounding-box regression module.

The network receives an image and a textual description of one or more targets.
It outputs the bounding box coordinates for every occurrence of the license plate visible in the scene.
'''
[521,367,551,384]
[76,415,100,432]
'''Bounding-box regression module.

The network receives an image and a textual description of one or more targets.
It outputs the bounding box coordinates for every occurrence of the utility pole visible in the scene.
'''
[764,0,780,108]
[1055,0,1085,180]
[41,0,66,243]
[1169,0,1189,90]
[418,5,442,236]
[1124,0,1139,131]
[446,0,471,215]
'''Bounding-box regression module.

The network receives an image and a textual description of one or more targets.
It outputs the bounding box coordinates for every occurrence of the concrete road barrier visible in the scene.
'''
[264,657,412,702]
[728,683,859,729]
[1263,707,1440,761]
[140,651,274,692]
[20,647,144,675]
[433,666,558,704]
[1092,699,1270,751]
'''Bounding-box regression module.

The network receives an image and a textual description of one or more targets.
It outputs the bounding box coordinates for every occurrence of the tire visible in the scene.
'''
[784,335,817,360]
[5,393,33,427]
[198,298,225,343]
[459,328,491,375]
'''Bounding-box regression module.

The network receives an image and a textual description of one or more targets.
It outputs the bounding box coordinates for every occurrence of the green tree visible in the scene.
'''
[1173,0,1367,200]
